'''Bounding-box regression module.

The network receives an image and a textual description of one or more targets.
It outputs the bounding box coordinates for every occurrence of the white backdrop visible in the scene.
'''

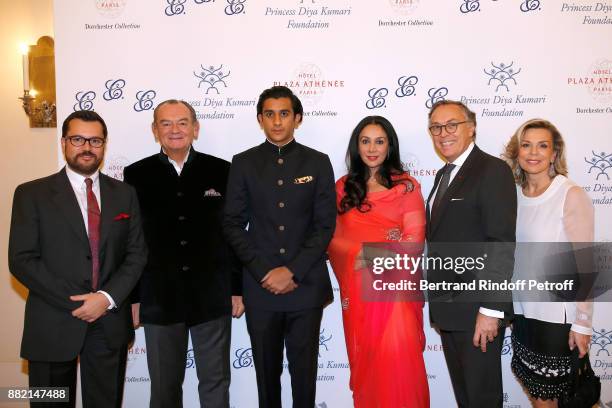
[54,1,612,407]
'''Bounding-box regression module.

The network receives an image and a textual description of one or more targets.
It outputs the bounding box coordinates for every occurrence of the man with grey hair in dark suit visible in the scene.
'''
[124,99,243,408]
[426,100,516,408]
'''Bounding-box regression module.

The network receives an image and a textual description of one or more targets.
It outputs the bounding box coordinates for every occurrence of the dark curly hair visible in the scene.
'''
[339,116,408,214]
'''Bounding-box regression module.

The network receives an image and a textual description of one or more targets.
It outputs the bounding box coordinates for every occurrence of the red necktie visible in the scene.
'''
[85,178,100,290]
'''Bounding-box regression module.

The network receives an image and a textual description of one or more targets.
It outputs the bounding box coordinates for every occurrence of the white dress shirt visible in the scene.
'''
[162,148,192,176]
[65,166,115,309]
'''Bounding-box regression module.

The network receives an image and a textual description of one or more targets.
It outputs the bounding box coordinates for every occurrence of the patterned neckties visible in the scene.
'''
[85,178,100,290]
[431,163,456,217]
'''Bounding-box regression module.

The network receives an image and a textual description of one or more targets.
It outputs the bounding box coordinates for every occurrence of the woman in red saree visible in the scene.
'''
[328,116,429,408]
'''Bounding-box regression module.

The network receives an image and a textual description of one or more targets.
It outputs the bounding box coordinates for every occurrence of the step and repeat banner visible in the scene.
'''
[54,1,611,407]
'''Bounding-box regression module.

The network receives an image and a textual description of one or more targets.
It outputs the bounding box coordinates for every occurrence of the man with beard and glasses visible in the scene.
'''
[9,110,147,408]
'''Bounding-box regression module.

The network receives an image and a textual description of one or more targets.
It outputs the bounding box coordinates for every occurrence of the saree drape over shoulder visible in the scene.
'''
[328,174,429,408]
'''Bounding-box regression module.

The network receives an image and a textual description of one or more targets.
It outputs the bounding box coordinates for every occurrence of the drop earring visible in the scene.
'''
[548,161,556,177]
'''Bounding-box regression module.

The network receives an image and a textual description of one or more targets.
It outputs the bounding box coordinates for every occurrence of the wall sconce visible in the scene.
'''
[19,36,57,128]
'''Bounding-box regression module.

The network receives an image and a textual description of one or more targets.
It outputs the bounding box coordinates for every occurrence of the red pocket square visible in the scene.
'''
[114,213,130,221]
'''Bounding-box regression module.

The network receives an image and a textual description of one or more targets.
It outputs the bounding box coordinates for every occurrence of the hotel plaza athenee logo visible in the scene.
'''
[271,63,345,117]
[126,342,146,371]
[568,59,612,105]
[104,156,130,181]
[87,1,139,30]
[378,0,433,28]
[95,0,128,17]
[388,0,420,15]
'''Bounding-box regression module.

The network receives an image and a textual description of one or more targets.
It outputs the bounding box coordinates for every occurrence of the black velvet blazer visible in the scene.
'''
[124,149,241,326]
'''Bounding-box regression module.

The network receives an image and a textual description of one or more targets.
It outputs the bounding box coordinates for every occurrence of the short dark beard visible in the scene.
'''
[66,152,102,176]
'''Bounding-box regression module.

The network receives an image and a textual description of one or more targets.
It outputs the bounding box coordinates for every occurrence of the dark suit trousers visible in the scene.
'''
[440,329,503,408]
[245,307,323,408]
[144,315,231,408]
[29,321,127,408]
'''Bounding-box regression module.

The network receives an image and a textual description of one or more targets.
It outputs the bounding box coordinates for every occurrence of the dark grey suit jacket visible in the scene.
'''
[9,168,147,361]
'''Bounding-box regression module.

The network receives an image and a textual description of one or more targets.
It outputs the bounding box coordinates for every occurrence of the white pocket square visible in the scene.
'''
[450,198,464,201]
[204,188,222,197]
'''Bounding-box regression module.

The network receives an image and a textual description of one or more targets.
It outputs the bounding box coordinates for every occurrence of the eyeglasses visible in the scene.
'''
[65,136,106,148]
[428,121,471,136]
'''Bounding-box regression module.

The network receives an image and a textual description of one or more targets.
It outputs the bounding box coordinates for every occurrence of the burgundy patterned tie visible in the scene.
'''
[85,178,100,290]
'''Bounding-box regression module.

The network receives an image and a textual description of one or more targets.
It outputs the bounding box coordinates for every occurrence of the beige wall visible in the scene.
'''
[0,0,55,394]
